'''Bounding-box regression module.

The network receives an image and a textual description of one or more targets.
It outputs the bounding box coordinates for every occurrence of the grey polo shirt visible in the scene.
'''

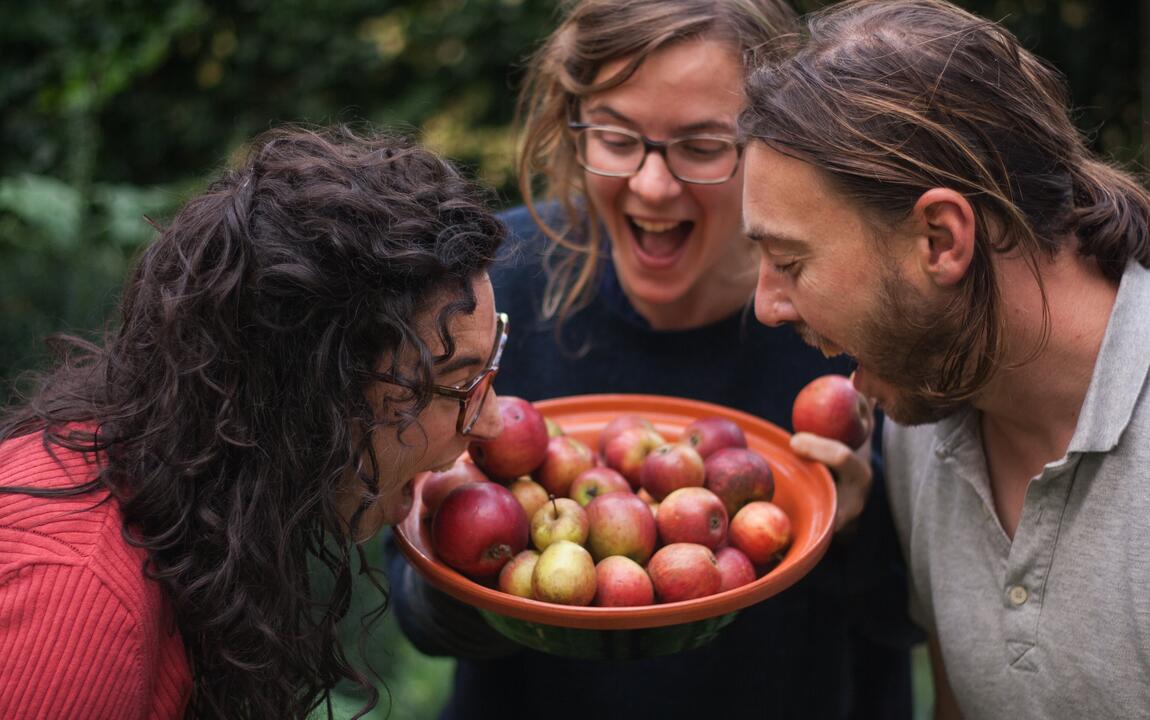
[886,260,1150,719]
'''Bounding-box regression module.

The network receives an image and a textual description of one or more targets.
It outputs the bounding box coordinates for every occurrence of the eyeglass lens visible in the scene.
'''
[577,127,738,182]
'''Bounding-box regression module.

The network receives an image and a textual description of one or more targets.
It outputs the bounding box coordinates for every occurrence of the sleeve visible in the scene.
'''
[0,562,148,720]
[383,532,521,659]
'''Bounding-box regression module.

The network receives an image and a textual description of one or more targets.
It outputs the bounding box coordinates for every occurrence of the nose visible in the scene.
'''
[467,389,504,440]
[753,261,800,327]
[627,150,683,204]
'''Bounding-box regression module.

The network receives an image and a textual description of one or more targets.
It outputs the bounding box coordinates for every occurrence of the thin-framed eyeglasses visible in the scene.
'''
[569,122,743,185]
[431,312,508,436]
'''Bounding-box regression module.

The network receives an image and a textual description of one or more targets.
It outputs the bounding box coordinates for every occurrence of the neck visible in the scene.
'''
[626,242,759,331]
[975,247,1118,461]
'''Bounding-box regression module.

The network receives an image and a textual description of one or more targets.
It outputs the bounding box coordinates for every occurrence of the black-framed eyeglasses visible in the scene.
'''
[431,312,508,436]
[569,123,743,185]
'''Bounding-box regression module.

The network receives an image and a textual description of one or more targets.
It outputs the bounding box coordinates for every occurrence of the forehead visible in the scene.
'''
[417,274,495,358]
[585,39,744,134]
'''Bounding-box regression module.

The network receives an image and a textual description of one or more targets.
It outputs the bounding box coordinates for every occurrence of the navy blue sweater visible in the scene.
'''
[389,206,916,720]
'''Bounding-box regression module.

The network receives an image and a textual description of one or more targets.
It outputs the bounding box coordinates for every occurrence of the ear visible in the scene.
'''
[910,188,975,287]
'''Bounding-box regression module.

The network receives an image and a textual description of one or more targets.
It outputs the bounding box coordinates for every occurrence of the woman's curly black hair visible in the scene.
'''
[0,125,504,718]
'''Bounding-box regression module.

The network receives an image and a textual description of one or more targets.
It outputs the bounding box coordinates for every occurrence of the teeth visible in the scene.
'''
[632,218,680,233]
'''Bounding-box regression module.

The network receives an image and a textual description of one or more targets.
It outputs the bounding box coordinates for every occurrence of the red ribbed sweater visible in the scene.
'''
[0,433,191,718]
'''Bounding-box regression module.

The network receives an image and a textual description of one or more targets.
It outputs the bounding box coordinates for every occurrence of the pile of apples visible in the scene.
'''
[425,399,794,608]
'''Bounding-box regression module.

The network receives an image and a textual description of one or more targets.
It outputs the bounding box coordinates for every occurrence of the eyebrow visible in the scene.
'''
[584,105,735,136]
[744,226,808,253]
[435,353,483,377]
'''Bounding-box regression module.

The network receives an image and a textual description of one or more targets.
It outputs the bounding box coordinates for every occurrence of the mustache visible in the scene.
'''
[795,323,842,359]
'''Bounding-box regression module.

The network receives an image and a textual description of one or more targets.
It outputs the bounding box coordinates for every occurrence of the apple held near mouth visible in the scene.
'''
[533,435,596,498]
[468,396,550,481]
[568,466,631,506]
[532,540,597,606]
[655,487,728,550]
[704,447,775,518]
[647,542,722,603]
[603,425,666,488]
[586,491,658,564]
[681,416,747,458]
[639,442,705,502]
[432,482,529,578]
[729,501,793,566]
[498,549,540,598]
[715,546,757,592]
[421,457,490,516]
[594,556,655,607]
[530,497,590,551]
[791,374,872,450]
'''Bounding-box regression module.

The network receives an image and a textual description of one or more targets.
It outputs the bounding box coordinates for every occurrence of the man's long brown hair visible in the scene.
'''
[742,0,1150,404]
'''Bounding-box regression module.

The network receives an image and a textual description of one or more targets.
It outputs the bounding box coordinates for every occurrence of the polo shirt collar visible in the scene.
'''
[1067,260,1150,454]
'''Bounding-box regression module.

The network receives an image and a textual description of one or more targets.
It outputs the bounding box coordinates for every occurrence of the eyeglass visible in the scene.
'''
[569,123,743,185]
[431,312,509,436]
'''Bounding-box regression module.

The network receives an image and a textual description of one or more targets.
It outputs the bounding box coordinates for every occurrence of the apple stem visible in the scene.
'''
[549,495,558,514]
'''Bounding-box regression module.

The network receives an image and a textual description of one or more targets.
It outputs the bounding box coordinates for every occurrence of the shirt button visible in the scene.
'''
[1008,585,1029,606]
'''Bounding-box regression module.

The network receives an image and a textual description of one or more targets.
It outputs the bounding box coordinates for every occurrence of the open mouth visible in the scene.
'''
[628,216,693,268]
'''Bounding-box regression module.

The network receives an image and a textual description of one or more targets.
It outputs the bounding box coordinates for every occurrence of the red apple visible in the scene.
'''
[681,416,747,458]
[729,501,793,565]
[568,466,631,506]
[703,447,775,518]
[585,491,657,564]
[432,482,529,578]
[639,443,705,501]
[508,476,549,521]
[468,396,550,481]
[655,487,728,549]
[421,458,490,516]
[598,414,656,455]
[531,540,597,606]
[497,549,540,598]
[530,496,589,551]
[715,546,757,592]
[646,543,721,603]
[603,425,666,488]
[533,435,596,498]
[791,374,872,450]
[594,556,655,607]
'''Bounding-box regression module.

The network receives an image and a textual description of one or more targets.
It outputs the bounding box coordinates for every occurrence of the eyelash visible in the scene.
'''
[771,259,800,277]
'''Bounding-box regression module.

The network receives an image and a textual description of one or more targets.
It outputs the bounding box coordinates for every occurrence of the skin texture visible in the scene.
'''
[345,275,503,539]
[581,39,757,330]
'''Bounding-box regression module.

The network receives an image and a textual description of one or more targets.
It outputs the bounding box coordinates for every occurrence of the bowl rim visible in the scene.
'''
[393,392,837,630]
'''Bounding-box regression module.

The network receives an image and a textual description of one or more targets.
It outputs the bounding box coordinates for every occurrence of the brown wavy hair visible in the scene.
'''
[741,0,1150,405]
[0,125,503,718]
[516,0,797,323]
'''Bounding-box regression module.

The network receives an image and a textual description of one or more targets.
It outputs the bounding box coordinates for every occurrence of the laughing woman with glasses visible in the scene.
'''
[388,1,920,719]
[0,125,504,719]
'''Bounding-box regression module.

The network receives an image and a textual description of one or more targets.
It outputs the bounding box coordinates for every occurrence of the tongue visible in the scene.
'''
[636,224,688,257]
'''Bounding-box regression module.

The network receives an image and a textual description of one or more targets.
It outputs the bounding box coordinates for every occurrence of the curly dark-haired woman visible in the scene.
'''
[0,125,506,719]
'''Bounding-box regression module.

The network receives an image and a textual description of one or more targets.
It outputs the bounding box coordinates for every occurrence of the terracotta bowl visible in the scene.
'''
[393,393,836,659]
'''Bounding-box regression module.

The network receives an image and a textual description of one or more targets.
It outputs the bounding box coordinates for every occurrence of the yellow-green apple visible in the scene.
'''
[530,496,589,551]
[598,414,657,454]
[508,476,549,521]
[603,425,665,487]
[568,466,631,506]
[714,546,757,592]
[468,396,550,481]
[545,417,565,438]
[703,447,775,518]
[639,443,705,501]
[593,556,655,607]
[421,457,489,516]
[646,543,721,602]
[497,549,540,598]
[531,540,597,606]
[431,481,529,578]
[681,416,747,458]
[791,374,872,450]
[655,487,728,549]
[533,435,596,497]
[586,491,657,564]
[729,501,793,565]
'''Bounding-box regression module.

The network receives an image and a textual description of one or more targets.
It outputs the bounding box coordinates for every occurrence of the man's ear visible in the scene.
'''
[911,188,975,287]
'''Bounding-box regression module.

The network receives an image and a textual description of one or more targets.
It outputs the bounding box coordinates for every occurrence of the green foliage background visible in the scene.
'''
[0,1,1143,718]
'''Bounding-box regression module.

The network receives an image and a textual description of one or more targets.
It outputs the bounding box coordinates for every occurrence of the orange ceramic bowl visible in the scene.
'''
[393,393,836,658]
